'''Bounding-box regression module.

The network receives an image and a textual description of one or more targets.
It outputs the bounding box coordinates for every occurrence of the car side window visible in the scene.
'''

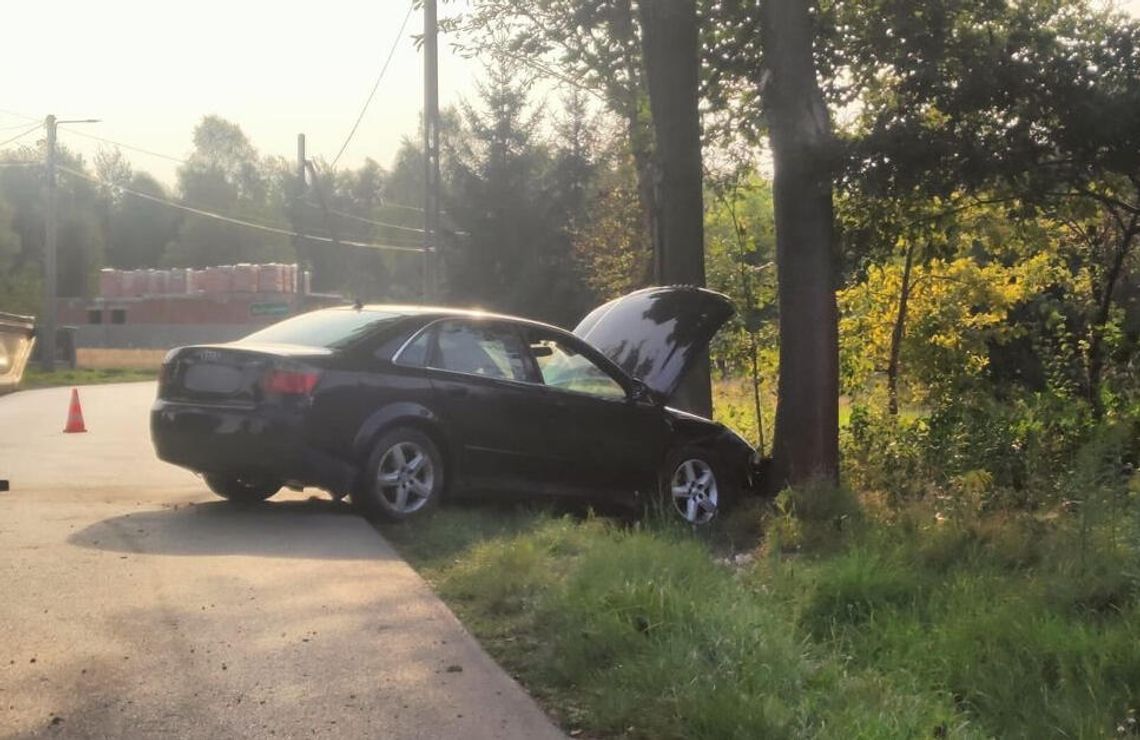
[528,335,626,400]
[430,321,531,382]
[392,327,431,367]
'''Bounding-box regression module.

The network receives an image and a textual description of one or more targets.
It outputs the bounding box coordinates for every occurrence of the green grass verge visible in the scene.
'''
[19,366,157,388]
[382,502,1140,739]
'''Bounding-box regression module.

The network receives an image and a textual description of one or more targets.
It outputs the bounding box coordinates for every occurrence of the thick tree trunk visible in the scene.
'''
[639,0,711,417]
[762,0,840,487]
[887,241,917,416]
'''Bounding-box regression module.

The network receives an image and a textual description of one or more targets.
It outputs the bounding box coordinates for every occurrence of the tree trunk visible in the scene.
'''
[639,0,711,417]
[762,0,840,487]
[887,241,918,416]
[1087,216,1137,417]
[626,95,659,285]
[613,0,659,286]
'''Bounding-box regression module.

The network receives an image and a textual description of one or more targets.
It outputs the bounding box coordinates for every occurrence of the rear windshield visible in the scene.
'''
[241,309,402,349]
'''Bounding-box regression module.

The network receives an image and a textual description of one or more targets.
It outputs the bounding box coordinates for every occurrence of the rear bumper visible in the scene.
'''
[150,399,357,495]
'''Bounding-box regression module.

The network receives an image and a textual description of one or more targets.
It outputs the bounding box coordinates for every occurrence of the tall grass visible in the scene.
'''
[386,510,964,738]
[384,482,1140,738]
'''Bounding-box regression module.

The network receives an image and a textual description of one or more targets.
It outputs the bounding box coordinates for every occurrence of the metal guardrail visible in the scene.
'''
[0,312,35,394]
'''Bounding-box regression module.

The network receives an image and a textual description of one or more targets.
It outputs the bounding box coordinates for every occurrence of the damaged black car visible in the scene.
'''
[151,286,763,524]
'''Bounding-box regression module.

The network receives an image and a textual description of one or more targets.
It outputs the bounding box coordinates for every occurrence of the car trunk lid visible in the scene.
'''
[160,343,330,405]
[573,286,735,399]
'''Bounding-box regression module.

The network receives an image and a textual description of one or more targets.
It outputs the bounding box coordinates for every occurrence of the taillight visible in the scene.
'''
[262,368,321,396]
[158,349,179,394]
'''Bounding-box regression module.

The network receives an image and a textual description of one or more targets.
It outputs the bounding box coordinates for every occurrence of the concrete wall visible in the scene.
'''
[73,324,263,350]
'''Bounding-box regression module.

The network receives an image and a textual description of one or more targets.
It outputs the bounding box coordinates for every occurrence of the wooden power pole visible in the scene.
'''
[40,114,99,372]
[422,0,441,302]
[41,115,57,371]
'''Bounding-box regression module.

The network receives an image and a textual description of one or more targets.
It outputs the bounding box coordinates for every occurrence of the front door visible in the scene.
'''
[520,328,666,499]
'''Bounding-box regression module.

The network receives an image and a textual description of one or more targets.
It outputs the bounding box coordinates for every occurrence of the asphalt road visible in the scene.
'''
[0,382,562,739]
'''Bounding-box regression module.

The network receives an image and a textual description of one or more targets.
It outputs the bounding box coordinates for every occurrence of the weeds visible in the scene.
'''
[380,398,1140,738]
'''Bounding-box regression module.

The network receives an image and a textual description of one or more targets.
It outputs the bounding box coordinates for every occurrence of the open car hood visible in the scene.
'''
[573,286,735,399]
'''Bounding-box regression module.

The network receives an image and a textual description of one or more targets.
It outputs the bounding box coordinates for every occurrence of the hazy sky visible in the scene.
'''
[2,0,1138,187]
[1,1,475,183]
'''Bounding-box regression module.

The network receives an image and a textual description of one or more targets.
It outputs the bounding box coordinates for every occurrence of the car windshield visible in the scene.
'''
[241,309,402,349]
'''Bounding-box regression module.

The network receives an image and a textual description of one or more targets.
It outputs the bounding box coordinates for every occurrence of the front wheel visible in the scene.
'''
[354,427,444,522]
[204,473,280,504]
[659,448,730,525]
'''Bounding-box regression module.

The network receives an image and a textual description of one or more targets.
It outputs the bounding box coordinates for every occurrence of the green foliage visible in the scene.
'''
[391,511,960,739]
[443,63,596,325]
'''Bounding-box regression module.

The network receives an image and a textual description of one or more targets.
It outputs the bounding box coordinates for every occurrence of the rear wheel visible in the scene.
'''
[659,447,730,525]
[354,427,444,522]
[204,473,280,504]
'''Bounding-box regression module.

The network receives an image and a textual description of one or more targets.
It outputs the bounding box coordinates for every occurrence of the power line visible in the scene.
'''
[58,127,190,165]
[0,121,36,132]
[0,123,41,149]
[307,202,425,234]
[0,108,39,123]
[58,165,425,254]
[329,3,414,169]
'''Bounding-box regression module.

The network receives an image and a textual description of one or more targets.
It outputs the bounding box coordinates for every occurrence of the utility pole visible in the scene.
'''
[41,115,57,371]
[422,0,441,302]
[292,133,308,290]
[41,114,99,372]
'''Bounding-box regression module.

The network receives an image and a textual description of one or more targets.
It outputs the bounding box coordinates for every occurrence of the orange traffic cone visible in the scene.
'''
[64,387,87,433]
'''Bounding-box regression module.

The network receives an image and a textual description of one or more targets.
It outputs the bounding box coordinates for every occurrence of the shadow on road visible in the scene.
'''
[67,498,396,561]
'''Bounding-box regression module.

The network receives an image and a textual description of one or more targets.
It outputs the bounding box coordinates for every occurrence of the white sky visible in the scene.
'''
[0,1,475,184]
[2,0,1138,187]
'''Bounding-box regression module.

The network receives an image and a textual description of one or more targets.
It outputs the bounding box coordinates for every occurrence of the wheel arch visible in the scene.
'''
[352,402,456,493]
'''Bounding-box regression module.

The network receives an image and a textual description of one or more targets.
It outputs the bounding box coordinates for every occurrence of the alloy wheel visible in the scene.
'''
[670,458,719,524]
[374,441,435,514]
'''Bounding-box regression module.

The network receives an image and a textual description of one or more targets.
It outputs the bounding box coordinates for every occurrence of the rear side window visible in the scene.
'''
[430,321,530,381]
[393,328,431,367]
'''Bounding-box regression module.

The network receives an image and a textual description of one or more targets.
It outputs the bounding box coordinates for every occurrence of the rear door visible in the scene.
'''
[423,319,551,494]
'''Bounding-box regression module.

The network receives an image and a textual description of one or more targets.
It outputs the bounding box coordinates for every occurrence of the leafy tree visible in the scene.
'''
[163,116,293,267]
[444,61,593,324]
[453,0,659,275]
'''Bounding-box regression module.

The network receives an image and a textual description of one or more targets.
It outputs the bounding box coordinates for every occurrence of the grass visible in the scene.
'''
[380,494,1140,739]
[15,348,163,389]
[19,365,158,388]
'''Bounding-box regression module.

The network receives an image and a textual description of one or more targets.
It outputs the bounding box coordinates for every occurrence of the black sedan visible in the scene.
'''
[151,287,762,524]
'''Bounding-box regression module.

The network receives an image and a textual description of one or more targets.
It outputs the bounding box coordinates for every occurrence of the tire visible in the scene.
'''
[658,447,732,526]
[204,473,280,504]
[354,427,444,522]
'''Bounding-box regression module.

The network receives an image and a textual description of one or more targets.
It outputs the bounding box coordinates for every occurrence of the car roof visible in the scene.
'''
[319,304,570,334]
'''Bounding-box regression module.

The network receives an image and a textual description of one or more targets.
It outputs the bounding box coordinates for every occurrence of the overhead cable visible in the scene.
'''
[58,165,425,254]
[0,123,42,149]
[308,202,425,234]
[329,3,414,169]
[0,108,39,123]
[58,127,191,165]
[0,121,37,132]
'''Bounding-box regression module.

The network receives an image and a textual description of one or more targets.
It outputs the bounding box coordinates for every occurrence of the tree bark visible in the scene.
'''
[761,0,840,486]
[887,240,918,416]
[639,0,711,417]
[1086,214,1138,417]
